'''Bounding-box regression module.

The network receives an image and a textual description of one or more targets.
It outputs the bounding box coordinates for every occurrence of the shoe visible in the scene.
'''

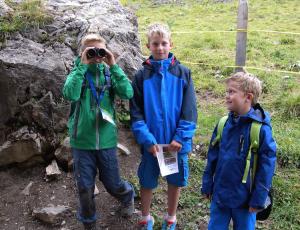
[161,219,176,230]
[138,216,154,230]
[83,221,98,230]
[120,198,134,217]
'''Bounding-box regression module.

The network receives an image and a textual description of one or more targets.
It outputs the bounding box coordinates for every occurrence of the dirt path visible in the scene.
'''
[0,128,141,230]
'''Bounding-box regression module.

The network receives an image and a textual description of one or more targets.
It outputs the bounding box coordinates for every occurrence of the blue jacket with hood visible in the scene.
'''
[130,53,197,154]
[201,104,276,209]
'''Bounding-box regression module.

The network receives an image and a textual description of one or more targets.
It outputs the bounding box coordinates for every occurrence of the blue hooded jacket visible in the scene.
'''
[130,53,197,154]
[201,104,276,209]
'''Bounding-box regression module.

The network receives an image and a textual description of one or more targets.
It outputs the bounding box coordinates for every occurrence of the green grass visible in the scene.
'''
[0,0,53,41]
[123,0,300,229]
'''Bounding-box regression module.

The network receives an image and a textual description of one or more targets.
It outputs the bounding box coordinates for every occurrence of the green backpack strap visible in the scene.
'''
[242,121,262,184]
[211,116,228,147]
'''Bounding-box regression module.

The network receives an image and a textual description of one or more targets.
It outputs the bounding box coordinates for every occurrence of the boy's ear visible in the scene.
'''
[146,43,150,49]
[246,92,254,103]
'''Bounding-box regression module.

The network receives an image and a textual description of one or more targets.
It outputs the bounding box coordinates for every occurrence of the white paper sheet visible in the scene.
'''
[156,144,179,177]
[100,108,116,126]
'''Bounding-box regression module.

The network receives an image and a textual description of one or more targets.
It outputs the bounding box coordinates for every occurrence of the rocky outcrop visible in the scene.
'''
[0,0,143,167]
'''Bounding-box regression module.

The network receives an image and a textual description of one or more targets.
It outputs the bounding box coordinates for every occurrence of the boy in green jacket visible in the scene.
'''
[63,34,134,230]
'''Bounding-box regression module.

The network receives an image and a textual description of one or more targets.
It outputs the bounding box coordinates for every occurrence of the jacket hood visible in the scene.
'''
[142,53,178,70]
[229,103,271,126]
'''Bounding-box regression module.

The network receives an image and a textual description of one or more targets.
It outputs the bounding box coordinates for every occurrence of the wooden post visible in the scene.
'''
[235,0,248,72]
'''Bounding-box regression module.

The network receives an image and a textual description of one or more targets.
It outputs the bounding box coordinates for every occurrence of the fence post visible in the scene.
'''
[235,0,248,72]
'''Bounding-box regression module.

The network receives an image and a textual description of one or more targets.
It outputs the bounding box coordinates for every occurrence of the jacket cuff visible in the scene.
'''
[77,62,89,75]
[173,134,183,145]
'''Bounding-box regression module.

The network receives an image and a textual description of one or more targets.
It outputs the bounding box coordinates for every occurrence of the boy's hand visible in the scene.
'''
[80,47,105,65]
[148,144,159,157]
[249,207,259,213]
[102,48,116,67]
[169,140,182,152]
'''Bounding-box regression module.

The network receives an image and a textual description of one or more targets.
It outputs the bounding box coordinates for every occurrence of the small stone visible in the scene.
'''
[21,181,33,196]
[94,185,99,196]
[282,75,290,80]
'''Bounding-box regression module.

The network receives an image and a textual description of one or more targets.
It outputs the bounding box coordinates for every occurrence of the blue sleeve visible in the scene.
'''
[173,70,197,144]
[130,70,157,149]
[201,126,219,195]
[249,124,276,208]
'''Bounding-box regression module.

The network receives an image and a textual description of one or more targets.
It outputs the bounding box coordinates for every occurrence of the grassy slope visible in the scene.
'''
[122,0,300,229]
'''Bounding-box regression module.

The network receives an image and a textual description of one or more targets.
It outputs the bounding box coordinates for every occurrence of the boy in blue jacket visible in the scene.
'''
[130,23,197,230]
[201,72,276,230]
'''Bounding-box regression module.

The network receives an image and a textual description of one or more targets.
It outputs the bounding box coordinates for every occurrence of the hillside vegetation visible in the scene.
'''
[122,0,300,229]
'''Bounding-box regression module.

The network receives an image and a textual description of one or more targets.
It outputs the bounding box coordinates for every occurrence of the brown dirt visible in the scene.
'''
[0,128,207,230]
[0,128,141,230]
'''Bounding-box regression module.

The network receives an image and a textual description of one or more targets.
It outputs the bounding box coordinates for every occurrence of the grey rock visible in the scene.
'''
[21,181,34,196]
[0,127,44,166]
[0,0,13,17]
[32,204,70,224]
[0,0,142,167]
[117,143,131,155]
[45,159,61,180]
[54,137,72,170]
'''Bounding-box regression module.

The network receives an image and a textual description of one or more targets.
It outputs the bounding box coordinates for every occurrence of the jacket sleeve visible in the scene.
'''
[110,64,133,99]
[130,70,157,149]
[201,126,219,195]
[173,70,197,144]
[249,124,277,208]
[63,61,88,101]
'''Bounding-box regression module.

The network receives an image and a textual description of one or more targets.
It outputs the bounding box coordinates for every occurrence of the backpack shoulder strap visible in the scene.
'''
[211,115,228,147]
[242,121,262,184]
[251,121,262,180]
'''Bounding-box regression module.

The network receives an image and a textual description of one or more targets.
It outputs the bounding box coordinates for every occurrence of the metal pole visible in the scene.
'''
[235,0,248,72]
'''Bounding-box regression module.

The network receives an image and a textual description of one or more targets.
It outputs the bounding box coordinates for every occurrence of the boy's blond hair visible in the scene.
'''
[225,72,262,105]
[80,34,106,53]
[147,23,171,43]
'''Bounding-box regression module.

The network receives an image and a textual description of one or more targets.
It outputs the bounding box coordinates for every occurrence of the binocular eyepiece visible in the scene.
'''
[86,48,106,59]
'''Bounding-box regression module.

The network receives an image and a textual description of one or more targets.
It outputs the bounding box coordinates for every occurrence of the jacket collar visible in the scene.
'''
[143,53,177,71]
[229,103,271,126]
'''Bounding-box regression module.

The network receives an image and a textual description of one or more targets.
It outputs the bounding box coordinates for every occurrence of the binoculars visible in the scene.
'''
[86,48,106,59]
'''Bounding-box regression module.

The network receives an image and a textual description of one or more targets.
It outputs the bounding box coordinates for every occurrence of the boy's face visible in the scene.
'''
[225,80,253,115]
[82,41,106,64]
[147,33,172,60]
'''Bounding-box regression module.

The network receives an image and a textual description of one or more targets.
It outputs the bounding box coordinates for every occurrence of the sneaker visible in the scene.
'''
[138,216,155,230]
[120,198,135,217]
[161,219,176,230]
[83,221,98,230]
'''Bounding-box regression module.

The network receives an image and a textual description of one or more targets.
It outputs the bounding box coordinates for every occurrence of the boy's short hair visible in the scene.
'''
[80,34,106,53]
[147,23,171,43]
[225,72,262,105]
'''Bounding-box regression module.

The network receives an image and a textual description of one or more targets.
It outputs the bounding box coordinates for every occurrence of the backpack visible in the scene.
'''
[213,115,273,221]
[70,66,113,139]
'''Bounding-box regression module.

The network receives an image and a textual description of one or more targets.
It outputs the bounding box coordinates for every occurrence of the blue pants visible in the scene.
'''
[72,148,134,223]
[208,200,256,230]
[138,151,189,189]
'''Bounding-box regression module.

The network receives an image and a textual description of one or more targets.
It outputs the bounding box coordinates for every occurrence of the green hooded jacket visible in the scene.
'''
[63,58,133,150]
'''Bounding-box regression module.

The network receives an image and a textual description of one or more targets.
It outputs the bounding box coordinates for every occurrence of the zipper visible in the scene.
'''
[160,62,167,143]
[96,68,100,150]
[239,134,244,155]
